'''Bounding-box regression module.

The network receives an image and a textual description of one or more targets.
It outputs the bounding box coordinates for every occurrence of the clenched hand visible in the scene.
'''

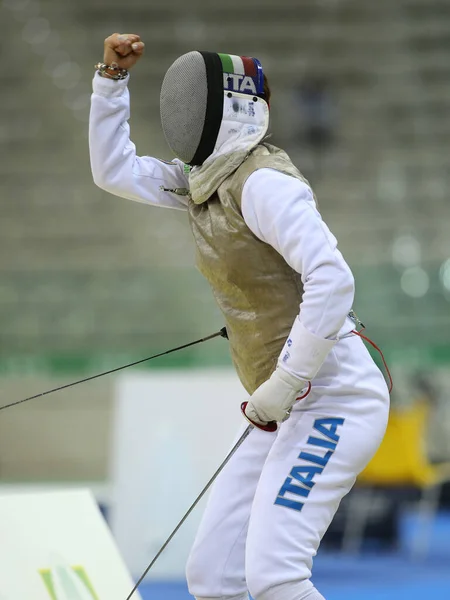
[103,33,145,72]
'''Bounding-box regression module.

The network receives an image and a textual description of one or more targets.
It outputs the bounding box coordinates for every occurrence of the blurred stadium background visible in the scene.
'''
[1,0,450,598]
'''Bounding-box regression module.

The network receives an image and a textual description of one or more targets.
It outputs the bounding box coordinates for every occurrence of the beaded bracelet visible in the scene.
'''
[95,62,129,81]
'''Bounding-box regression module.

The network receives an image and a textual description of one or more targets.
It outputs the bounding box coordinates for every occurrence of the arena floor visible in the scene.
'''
[139,512,450,599]
[140,554,450,599]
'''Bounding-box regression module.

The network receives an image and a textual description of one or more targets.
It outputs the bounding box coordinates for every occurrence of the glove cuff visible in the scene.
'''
[273,365,307,392]
[278,318,338,381]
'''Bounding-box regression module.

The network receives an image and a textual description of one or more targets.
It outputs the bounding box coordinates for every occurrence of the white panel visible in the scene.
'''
[0,489,140,599]
[110,369,246,579]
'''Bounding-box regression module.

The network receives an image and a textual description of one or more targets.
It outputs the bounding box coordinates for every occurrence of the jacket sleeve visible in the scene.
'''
[89,74,189,210]
[241,168,355,381]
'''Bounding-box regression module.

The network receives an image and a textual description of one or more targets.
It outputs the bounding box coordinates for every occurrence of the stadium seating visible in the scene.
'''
[1,0,450,478]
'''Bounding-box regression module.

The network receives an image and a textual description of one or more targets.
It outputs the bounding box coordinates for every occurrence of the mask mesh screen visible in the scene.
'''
[160,51,208,164]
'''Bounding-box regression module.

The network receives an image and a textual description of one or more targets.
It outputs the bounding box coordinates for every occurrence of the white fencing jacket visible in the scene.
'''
[89,74,356,382]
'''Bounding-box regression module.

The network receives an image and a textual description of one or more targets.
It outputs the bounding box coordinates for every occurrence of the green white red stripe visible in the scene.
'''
[218,53,264,95]
[219,54,257,77]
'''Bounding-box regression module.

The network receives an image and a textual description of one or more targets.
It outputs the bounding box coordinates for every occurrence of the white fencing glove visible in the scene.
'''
[241,368,311,431]
[241,318,338,431]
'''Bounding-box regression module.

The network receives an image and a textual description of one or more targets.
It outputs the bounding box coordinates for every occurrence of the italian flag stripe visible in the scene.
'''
[241,56,257,77]
[219,53,248,75]
[218,54,260,85]
[230,55,245,74]
[219,53,234,73]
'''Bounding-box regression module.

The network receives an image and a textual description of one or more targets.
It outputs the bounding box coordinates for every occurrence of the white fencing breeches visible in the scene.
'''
[186,335,390,600]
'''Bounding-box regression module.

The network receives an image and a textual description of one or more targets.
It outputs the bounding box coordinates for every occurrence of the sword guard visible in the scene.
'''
[241,401,277,432]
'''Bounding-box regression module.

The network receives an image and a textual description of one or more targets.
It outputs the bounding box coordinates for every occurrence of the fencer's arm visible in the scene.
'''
[89,74,189,210]
[241,169,355,382]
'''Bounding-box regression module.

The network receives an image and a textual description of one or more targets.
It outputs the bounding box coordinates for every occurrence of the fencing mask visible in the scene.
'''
[160,51,267,166]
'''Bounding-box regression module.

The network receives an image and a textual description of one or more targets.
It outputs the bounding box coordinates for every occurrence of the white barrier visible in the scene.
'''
[0,489,140,600]
[110,369,246,579]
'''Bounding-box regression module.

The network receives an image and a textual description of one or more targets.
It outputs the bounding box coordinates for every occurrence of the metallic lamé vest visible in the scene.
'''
[188,144,310,394]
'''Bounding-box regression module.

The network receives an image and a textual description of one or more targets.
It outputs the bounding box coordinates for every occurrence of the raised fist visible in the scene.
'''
[103,33,145,72]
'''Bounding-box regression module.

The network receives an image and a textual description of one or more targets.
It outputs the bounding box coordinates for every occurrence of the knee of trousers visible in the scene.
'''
[248,579,315,600]
[185,547,207,594]
[246,561,313,600]
[185,546,225,597]
[186,534,248,598]
[193,596,248,600]
[186,548,248,599]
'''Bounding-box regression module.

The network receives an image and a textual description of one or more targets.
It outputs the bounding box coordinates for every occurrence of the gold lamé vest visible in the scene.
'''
[188,144,311,394]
